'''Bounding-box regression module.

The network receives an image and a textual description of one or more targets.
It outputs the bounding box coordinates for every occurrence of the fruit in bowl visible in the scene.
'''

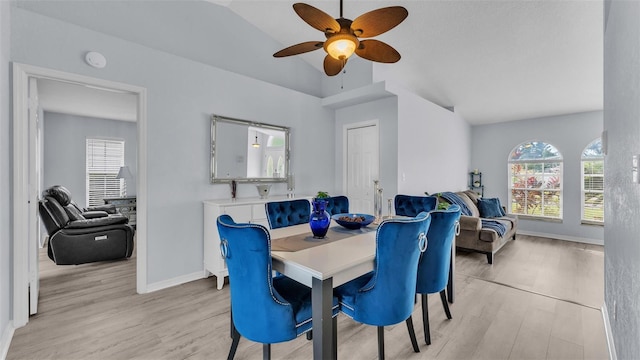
[331,213,375,230]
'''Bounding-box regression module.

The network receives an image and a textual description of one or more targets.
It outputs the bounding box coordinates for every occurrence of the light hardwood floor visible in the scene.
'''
[7,234,608,360]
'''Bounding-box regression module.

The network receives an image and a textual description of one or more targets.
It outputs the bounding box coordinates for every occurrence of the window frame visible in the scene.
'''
[508,141,564,221]
[581,138,604,225]
[86,137,125,207]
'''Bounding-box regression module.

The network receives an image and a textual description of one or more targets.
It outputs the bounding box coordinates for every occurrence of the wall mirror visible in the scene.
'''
[211,114,290,183]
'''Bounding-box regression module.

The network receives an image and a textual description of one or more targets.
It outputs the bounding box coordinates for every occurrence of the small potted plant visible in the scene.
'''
[310,191,331,238]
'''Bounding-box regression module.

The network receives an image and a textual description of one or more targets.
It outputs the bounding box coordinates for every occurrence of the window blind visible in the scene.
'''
[86,138,124,207]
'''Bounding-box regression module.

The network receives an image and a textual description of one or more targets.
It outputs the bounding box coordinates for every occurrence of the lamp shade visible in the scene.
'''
[116,166,132,179]
[324,34,359,60]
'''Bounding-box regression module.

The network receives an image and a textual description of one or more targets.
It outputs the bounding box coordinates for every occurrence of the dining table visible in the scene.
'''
[269,220,456,360]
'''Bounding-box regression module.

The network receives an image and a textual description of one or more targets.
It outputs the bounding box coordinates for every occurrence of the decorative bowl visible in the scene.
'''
[331,213,375,230]
[256,184,271,199]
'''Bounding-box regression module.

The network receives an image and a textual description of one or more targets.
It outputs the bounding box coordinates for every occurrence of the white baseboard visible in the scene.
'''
[144,271,206,293]
[602,303,617,360]
[1,322,15,360]
[517,230,604,246]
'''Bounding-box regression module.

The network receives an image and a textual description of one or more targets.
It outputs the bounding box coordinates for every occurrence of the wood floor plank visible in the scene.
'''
[7,235,607,360]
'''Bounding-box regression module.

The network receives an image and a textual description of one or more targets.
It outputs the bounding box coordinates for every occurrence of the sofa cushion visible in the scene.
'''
[477,198,506,218]
[479,219,513,242]
[454,192,480,217]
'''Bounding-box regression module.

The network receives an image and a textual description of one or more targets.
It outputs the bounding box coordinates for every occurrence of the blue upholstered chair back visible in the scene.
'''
[352,212,431,326]
[325,196,349,215]
[394,195,437,217]
[216,215,300,343]
[416,205,461,294]
[265,199,310,229]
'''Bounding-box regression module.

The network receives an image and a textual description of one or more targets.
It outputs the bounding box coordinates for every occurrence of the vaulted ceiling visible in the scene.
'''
[222,0,603,125]
[32,0,603,125]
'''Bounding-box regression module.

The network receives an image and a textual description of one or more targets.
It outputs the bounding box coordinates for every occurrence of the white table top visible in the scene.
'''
[270,222,377,288]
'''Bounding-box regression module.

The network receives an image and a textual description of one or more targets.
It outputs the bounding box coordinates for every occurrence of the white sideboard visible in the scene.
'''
[203,195,312,290]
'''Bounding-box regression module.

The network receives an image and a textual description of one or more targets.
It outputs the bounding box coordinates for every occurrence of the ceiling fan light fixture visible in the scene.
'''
[324,34,359,60]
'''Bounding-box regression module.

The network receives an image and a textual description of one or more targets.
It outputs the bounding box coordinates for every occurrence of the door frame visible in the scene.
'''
[12,62,149,327]
[342,119,379,210]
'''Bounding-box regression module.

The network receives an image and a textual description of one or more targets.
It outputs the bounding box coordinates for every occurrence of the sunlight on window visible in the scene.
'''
[508,141,563,219]
[581,138,604,224]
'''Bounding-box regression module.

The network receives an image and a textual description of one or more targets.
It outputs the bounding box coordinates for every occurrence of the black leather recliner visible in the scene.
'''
[38,185,135,265]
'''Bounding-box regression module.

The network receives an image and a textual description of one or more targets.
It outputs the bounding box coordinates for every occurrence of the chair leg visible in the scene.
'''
[421,294,431,345]
[377,326,385,360]
[262,343,271,360]
[227,327,241,360]
[405,316,420,353]
[440,290,452,319]
[332,316,338,359]
[486,253,493,264]
[306,331,313,340]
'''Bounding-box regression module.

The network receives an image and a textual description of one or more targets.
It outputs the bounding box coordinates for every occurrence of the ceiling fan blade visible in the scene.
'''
[355,39,401,63]
[351,6,408,38]
[324,55,346,76]
[293,3,341,33]
[273,41,324,57]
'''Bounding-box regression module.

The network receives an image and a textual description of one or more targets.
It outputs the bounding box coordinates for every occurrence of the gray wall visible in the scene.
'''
[603,0,640,357]
[471,111,604,243]
[393,83,471,196]
[11,5,335,285]
[0,0,11,350]
[334,96,399,206]
[42,112,138,207]
[15,0,323,98]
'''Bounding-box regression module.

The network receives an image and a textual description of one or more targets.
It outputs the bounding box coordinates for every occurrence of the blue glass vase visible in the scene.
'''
[310,199,331,238]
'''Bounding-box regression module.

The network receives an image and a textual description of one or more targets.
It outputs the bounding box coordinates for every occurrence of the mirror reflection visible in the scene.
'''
[211,115,289,183]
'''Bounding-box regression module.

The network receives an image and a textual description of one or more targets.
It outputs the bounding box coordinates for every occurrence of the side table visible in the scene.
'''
[103,196,137,227]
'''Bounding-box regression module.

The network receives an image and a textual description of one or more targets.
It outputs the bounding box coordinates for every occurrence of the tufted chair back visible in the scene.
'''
[265,199,311,229]
[217,215,301,343]
[339,212,432,326]
[417,204,461,294]
[411,204,461,346]
[394,195,437,217]
[325,195,349,215]
[217,214,339,360]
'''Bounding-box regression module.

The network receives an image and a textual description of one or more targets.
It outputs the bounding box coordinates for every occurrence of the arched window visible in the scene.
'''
[508,141,563,219]
[582,138,604,224]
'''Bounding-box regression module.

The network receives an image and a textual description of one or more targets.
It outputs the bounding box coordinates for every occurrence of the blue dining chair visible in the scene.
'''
[407,204,461,345]
[265,199,310,229]
[394,195,437,217]
[325,195,349,215]
[217,215,339,359]
[334,212,432,360]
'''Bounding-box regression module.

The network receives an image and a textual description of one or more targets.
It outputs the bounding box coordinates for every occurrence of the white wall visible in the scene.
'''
[42,112,138,207]
[392,83,471,196]
[11,6,334,285]
[603,0,640,357]
[0,0,12,355]
[470,111,603,243]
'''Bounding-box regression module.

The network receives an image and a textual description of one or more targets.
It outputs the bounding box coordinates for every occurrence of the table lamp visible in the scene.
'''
[116,166,133,196]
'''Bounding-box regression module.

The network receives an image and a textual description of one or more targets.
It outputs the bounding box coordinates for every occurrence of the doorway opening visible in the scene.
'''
[12,63,148,327]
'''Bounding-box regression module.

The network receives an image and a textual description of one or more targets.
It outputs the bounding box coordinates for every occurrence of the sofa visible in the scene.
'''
[438,190,517,264]
[39,185,135,265]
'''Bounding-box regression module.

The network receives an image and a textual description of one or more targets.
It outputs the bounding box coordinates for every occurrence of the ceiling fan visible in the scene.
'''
[273,0,408,76]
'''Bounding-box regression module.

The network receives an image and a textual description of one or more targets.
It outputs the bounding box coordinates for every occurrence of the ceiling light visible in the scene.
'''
[324,34,359,60]
[252,133,260,148]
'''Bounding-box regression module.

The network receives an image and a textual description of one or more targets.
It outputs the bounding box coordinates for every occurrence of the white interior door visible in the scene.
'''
[346,124,379,214]
[28,77,40,315]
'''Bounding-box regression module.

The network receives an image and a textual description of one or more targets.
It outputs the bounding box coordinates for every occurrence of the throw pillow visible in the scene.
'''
[477,198,505,218]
